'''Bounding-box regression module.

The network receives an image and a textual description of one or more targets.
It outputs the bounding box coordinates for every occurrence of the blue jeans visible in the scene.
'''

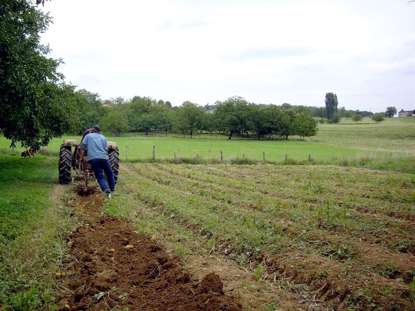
[89,158,116,193]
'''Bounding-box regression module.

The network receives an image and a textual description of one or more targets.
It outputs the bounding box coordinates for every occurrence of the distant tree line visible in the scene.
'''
[65,90,399,140]
[67,93,318,140]
[322,93,398,123]
[322,92,378,123]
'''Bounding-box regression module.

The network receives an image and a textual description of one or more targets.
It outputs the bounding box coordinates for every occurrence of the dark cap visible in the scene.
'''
[93,125,101,132]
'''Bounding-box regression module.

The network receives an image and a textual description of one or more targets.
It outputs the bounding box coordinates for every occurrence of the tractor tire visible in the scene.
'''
[108,147,120,182]
[59,145,72,184]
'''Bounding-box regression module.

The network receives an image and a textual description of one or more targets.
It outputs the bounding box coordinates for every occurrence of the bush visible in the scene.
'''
[328,115,340,124]
[352,114,362,122]
[372,113,385,122]
[230,158,257,165]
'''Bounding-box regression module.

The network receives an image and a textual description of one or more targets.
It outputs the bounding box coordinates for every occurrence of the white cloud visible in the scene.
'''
[42,0,415,111]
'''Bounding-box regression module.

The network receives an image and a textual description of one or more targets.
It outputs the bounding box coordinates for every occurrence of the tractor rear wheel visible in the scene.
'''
[59,145,72,184]
[108,147,120,182]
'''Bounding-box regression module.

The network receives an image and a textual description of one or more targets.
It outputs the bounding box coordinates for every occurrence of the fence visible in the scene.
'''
[123,145,317,164]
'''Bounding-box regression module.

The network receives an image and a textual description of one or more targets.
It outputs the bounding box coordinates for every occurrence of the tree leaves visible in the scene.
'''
[0,0,67,149]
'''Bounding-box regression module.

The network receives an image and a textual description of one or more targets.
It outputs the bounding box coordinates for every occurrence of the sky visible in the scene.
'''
[41,0,415,112]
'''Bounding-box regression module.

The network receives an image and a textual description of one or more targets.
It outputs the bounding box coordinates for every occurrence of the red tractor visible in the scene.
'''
[58,136,119,187]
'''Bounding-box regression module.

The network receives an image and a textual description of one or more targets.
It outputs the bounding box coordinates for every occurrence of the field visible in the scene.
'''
[1,118,414,163]
[106,163,415,310]
[1,118,415,310]
[314,118,415,156]
[3,134,359,163]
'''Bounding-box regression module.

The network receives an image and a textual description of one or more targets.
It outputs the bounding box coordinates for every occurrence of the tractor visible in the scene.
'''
[58,131,119,189]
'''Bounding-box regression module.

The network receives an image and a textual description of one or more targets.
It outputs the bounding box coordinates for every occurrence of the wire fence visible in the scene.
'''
[123,145,318,164]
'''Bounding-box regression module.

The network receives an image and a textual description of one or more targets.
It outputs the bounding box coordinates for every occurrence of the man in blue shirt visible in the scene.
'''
[81,126,116,198]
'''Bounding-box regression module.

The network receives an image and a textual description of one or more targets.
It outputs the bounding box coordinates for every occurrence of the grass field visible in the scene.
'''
[1,118,414,163]
[314,118,415,156]
[2,135,359,162]
[107,163,415,310]
[0,155,73,309]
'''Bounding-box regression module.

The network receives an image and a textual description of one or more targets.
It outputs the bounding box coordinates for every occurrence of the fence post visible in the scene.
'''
[152,145,156,161]
[308,154,312,162]
[285,154,288,162]
[125,146,128,161]
[220,150,223,162]
[174,152,177,160]
[263,152,266,162]
[242,153,245,159]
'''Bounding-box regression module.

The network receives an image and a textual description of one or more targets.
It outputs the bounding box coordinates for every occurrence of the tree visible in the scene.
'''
[278,110,296,140]
[385,106,397,118]
[175,102,204,138]
[63,89,106,134]
[265,106,287,138]
[293,113,317,138]
[0,0,70,149]
[127,97,172,134]
[249,105,271,139]
[101,111,129,136]
[352,114,363,122]
[214,97,251,139]
[372,113,385,122]
[325,93,339,123]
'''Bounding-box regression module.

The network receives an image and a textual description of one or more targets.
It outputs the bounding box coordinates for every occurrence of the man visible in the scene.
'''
[81,126,116,198]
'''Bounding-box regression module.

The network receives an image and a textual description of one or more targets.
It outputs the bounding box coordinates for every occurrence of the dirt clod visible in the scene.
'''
[200,273,224,294]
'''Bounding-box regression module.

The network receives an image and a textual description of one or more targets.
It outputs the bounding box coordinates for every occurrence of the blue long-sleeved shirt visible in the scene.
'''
[81,132,109,161]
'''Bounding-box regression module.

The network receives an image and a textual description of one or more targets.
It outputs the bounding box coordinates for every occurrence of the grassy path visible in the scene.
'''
[0,155,74,310]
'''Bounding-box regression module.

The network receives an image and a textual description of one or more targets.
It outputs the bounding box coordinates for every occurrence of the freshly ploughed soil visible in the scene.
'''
[58,192,241,311]
[75,185,98,197]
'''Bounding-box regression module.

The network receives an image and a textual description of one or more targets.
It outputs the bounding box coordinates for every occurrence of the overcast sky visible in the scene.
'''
[42,0,415,111]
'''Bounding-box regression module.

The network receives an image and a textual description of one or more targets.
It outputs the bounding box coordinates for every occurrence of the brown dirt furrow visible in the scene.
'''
[58,193,241,311]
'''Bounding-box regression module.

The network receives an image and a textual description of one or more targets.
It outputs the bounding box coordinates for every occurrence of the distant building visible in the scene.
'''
[398,109,415,117]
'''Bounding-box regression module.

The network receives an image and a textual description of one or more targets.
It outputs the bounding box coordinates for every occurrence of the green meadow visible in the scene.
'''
[313,117,415,156]
[0,117,414,170]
